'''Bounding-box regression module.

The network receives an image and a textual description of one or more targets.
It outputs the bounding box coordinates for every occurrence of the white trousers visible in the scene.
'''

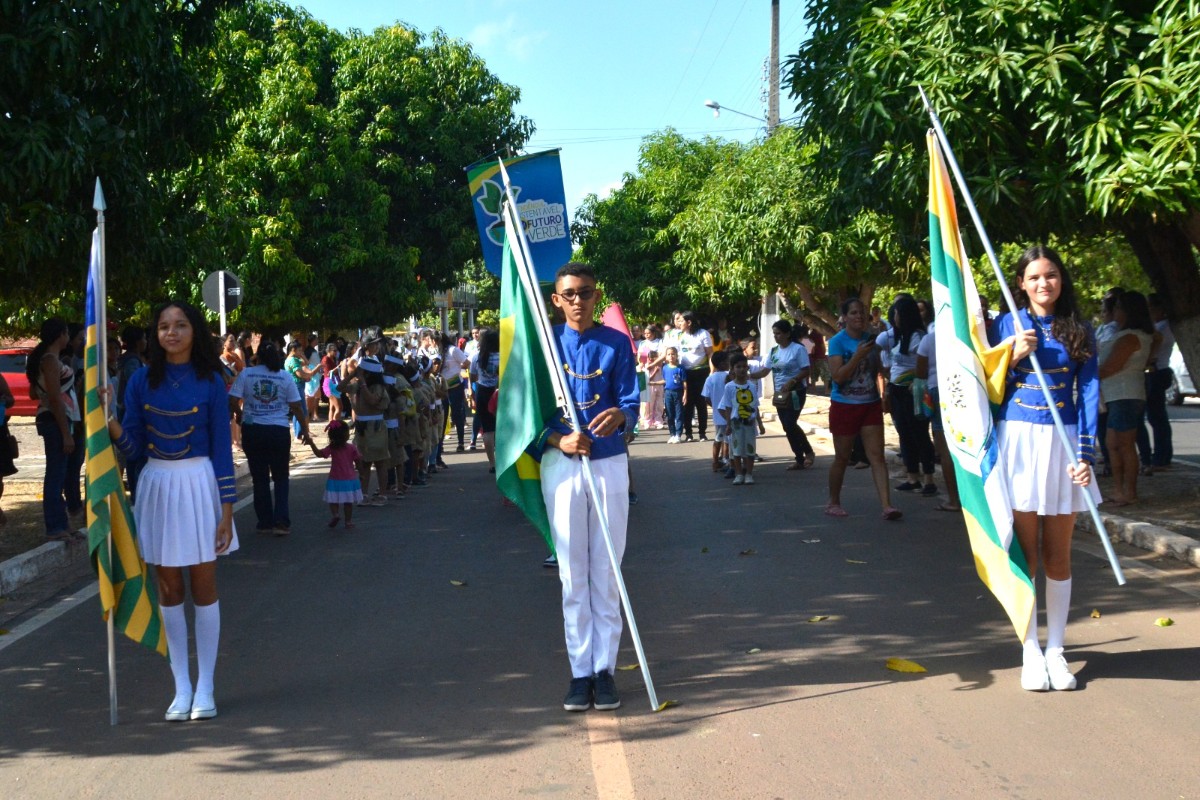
[541,449,629,678]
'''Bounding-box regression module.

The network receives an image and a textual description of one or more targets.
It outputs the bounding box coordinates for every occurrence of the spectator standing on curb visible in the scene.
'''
[1098,291,1154,506]
[677,311,713,442]
[27,318,84,542]
[1137,293,1174,473]
[0,372,16,529]
[229,342,310,535]
[878,296,937,497]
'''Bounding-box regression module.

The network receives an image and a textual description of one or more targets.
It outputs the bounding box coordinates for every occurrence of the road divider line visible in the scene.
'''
[586,712,636,800]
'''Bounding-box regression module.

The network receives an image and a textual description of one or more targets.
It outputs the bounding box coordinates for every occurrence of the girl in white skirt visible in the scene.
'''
[990,246,1101,692]
[108,301,237,721]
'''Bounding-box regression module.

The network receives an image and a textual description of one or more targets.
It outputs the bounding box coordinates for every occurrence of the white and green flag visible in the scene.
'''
[927,132,1032,641]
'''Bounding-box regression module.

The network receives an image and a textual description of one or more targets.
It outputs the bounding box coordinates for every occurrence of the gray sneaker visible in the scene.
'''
[563,676,593,711]
[592,669,621,710]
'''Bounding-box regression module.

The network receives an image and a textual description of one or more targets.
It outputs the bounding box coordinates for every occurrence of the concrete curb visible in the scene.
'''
[0,538,90,596]
[782,394,1200,569]
[1077,513,1200,569]
[0,457,252,598]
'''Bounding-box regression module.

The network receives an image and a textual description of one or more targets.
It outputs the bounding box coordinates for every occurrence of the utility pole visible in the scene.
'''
[768,0,780,134]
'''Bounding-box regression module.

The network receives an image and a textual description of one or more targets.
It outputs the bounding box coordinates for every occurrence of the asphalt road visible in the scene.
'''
[1,427,1198,799]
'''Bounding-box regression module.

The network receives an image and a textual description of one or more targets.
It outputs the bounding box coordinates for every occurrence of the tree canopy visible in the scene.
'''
[0,0,530,333]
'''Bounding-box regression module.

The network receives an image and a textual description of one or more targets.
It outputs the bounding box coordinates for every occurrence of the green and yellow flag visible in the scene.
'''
[928,132,1032,641]
[84,230,166,657]
[494,227,558,552]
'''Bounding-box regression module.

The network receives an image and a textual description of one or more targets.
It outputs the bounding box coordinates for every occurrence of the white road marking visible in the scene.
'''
[0,492,257,654]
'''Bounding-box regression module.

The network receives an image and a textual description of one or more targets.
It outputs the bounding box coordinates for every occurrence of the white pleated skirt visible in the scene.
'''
[997,419,1102,516]
[134,457,239,566]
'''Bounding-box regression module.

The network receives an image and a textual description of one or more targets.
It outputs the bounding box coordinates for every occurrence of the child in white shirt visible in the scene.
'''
[718,355,760,484]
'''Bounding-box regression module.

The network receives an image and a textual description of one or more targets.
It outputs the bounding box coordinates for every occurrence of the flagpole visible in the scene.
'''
[918,89,1125,586]
[93,178,120,724]
[497,161,662,711]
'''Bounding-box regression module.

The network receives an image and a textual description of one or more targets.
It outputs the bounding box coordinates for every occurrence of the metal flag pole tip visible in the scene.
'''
[93,178,106,212]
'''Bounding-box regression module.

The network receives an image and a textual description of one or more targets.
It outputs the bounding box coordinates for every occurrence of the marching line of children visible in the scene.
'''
[307,329,453,529]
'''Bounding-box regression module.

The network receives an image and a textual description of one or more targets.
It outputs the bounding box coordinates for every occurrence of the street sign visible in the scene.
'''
[202,271,242,313]
[202,271,243,335]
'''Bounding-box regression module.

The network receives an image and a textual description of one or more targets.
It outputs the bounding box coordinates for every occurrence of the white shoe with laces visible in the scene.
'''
[1021,651,1049,692]
[1045,649,1077,691]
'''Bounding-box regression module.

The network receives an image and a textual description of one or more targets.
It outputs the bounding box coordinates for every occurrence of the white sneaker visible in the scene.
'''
[1045,649,1077,691]
[1020,651,1049,691]
[668,436,679,444]
[743,475,755,485]
[732,475,745,485]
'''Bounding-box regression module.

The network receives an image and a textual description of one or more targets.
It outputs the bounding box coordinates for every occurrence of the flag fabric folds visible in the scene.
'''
[494,232,558,552]
[84,229,166,657]
[927,132,1032,641]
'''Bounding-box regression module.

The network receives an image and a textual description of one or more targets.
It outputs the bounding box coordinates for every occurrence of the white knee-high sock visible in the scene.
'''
[1022,594,1041,658]
[193,601,220,699]
[1045,577,1072,653]
[160,603,192,696]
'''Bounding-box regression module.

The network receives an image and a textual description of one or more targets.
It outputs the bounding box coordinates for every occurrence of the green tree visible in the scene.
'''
[186,2,415,331]
[333,24,533,292]
[0,0,231,331]
[573,129,743,319]
[670,127,910,334]
[787,0,1200,377]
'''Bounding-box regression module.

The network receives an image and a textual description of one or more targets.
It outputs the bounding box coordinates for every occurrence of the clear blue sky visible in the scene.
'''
[293,0,808,217]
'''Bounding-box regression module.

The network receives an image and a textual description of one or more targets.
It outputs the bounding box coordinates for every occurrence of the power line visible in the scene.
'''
[527,126,762,147]
[681,0,754,121]
[658,0,723,124]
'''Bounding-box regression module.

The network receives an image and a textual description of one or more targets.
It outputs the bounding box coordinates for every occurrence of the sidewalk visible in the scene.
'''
[772,392,1200,569]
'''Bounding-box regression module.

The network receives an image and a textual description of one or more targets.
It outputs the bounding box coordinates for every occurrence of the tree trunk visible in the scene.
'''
[791,282,841,336]
[1124,218,1200,395]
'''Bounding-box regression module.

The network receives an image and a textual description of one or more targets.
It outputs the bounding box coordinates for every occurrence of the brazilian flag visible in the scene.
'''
[494,232,557,552]
[84,230,166,657]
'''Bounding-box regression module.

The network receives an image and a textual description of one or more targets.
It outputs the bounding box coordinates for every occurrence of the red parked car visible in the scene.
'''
[1,347,38,418]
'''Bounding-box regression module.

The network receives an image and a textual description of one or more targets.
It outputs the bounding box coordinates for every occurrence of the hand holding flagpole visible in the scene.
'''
[918,88,1124,586]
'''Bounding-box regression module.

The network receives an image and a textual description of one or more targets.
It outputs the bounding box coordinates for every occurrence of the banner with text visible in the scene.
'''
[467,149,571,284]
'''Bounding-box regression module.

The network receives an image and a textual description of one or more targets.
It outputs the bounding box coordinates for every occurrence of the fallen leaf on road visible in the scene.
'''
[807,616,830,623]
[846,559,867,564]
[886,658,927,674]
[654,700,678,712]
[617,664,640,671]
[701,547,709,553]
[0,629,8,636]
[739,548,757,556]
[450,580,467,587]
[746,647,762,654]
[1155,617,1174,627]
[1090,609,1101,618]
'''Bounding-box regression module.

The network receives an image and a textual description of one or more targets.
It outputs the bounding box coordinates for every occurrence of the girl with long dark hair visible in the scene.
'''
[107,301,237,721]
[990,246,1099,692]
[878,296,937,495]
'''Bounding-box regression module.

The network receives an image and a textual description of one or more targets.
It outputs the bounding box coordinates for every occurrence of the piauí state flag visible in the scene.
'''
[927,132,1032,641]
[495,232,557,552]
[84,230,167,657]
